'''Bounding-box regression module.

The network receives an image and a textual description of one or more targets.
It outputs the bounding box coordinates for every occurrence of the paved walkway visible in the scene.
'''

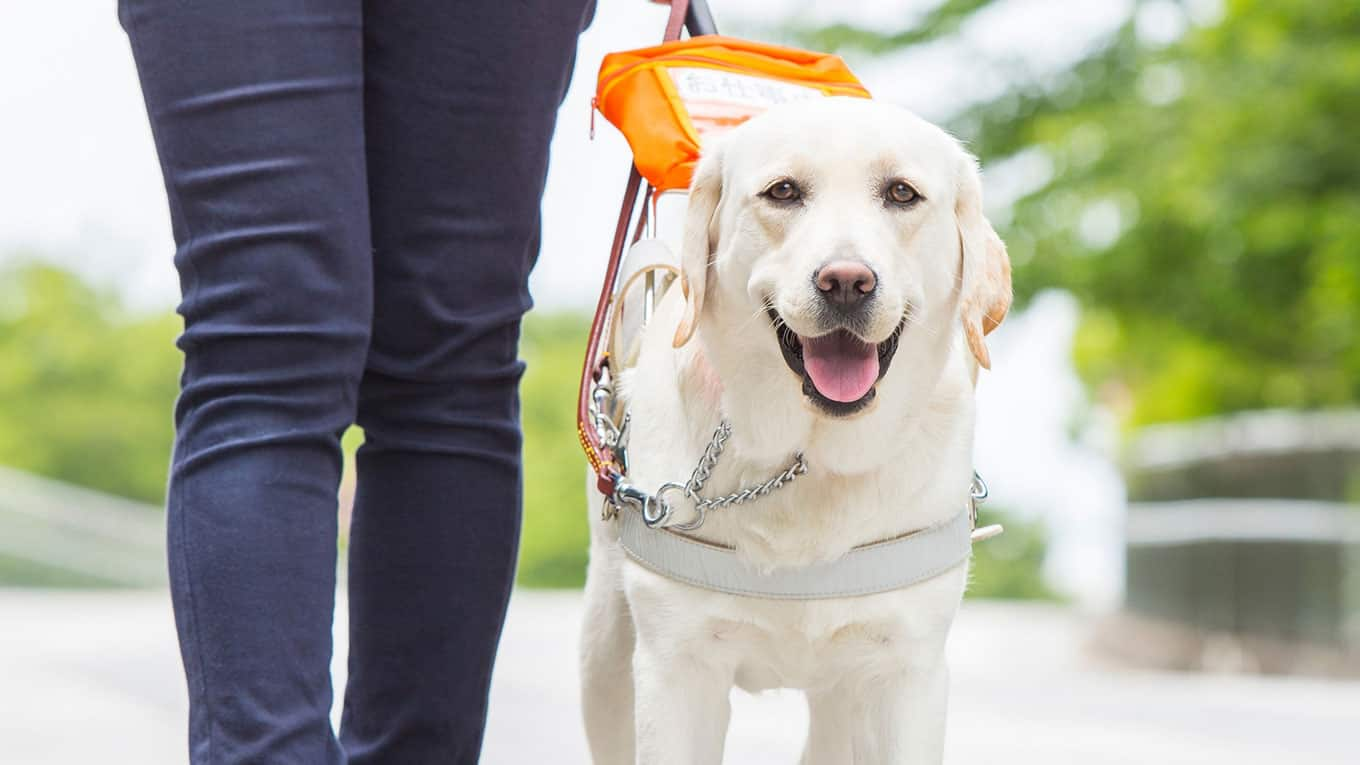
[3,589,1356,763]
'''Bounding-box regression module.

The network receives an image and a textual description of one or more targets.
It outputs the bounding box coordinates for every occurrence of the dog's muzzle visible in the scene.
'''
[769,308,904,417]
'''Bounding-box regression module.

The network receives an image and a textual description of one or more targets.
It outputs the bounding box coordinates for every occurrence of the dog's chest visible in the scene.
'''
[653,565,967,693]
[658,454,955,571]
[721,615,903,692]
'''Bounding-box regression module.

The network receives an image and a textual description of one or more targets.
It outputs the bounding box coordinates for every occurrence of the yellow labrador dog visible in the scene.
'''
[581,97,1011,764]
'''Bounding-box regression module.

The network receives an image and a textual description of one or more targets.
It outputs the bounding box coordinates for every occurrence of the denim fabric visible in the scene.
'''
[119,1,595,761]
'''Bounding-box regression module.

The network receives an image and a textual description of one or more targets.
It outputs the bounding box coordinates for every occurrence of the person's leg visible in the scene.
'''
[119,2,369,762]
[338,1,595,761]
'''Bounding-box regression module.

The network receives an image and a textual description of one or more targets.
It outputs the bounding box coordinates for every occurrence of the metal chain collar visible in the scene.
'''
[605,419,807,531]
[687,422,808,512]
[592,371,994,538]
[593,373,807,530]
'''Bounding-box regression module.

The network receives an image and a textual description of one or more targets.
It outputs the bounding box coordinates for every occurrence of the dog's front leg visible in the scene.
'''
[581,544,638,765]
[863,659,950,764]
[631,639,733,765]
[802,682,856,765]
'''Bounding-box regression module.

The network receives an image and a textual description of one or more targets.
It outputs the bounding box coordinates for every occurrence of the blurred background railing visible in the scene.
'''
[1105,410,1360,676]
[0,464,164,588]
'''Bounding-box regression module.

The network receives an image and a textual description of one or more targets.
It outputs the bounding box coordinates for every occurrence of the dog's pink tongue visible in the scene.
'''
[802,331,879,403]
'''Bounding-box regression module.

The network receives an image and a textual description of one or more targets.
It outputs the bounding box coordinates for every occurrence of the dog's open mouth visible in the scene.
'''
[768,308,904,417]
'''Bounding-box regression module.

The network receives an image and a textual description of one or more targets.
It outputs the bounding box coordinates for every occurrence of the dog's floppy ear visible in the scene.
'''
[673,147,725,348]
[954,153,1012,370]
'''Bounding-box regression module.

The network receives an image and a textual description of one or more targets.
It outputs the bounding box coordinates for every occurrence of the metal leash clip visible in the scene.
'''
[969,471,1004,542]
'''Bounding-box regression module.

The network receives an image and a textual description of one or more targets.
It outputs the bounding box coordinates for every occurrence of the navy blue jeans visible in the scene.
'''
[119,1,594,762]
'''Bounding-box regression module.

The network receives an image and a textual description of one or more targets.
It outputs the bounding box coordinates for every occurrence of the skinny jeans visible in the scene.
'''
[118,1,594,762]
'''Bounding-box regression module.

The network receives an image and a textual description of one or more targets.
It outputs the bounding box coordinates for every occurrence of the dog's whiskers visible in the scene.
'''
[900,309,944,340]
[734,298,777,335]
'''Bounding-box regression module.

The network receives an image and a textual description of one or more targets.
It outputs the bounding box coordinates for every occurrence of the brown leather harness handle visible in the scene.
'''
[576,0,710,495]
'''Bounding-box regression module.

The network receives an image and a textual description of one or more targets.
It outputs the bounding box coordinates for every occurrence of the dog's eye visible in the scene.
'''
[885,181,921,206]
[762,180,802,203]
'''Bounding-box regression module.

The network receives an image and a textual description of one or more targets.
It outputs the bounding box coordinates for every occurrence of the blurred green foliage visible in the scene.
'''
[0,264,179,502]
[517,312,590,587]
[968,507,1058,601]
[802,0,1360,426]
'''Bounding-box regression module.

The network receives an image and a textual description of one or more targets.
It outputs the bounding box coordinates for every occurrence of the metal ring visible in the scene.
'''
[655,482,707,531]
[668,506,707,532]
[641,482,686,529]
[592,383,613,408]
[968,471,988,529]
[641,495,672,528]
[970,471,988,502]
[655,482,687,506]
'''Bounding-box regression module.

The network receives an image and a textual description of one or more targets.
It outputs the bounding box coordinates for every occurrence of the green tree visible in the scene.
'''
[0,263,180,502]
[517,312,591,587]
[968,507,1057,600]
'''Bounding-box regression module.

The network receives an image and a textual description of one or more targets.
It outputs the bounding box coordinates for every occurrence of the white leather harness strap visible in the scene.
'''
[617,507,975,600]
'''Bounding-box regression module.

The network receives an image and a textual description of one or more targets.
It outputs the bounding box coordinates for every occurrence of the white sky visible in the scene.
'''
[0,0,1136,607]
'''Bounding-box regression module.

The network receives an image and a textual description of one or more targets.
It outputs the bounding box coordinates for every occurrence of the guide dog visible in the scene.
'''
[581,97,1011,764]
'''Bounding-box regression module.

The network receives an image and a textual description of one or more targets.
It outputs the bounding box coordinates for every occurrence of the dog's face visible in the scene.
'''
[674,98,1010,429]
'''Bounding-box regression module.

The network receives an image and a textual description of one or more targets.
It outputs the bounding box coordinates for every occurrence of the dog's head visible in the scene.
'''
[671,97,1010,452]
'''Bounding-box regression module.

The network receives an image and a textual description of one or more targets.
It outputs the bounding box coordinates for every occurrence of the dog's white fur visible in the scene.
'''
[580,97,1011,764]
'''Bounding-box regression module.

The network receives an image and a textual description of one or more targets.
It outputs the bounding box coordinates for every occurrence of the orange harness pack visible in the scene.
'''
[595,36,870,192]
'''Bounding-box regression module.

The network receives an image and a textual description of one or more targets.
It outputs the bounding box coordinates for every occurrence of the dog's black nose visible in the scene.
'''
[815,261,877,308]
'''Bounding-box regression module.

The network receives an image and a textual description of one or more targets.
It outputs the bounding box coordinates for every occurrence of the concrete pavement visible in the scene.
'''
[2,589,1355,763]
